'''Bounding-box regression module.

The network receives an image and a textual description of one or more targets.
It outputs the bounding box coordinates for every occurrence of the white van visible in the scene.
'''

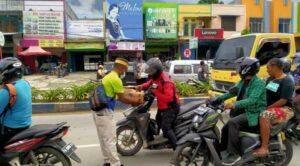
[164,60,212,82]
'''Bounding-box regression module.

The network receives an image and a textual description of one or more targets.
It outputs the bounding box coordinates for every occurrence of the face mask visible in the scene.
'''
[120,72,126,79]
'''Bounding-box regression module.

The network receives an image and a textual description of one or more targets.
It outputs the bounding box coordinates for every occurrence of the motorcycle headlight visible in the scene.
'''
[192,115,203,129]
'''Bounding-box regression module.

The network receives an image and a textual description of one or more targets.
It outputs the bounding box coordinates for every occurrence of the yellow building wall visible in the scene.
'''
[241,0,264,28]
[270,0,292,33]
[178,4,211,40]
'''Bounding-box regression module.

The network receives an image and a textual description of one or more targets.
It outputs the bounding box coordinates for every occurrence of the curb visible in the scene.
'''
[32,96,209,113]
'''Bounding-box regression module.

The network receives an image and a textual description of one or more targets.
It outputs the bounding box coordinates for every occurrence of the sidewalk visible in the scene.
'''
[24,72,96,90]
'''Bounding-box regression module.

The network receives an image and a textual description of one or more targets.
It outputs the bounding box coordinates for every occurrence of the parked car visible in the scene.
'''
[104,62,136,86]
[164,60,213,82]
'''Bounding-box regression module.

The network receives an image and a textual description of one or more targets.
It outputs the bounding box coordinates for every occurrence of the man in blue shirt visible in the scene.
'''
[0,57,32,150]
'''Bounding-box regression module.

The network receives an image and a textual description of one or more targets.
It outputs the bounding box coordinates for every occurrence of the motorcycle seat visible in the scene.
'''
[7,123,66,144]
[240,122,287,137]
[178,100,205,116]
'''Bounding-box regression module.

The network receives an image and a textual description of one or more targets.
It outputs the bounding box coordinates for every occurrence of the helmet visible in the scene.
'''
[292,53,300,67]
[283,60,292,73]
[0,57,23,84]
[145,58,163,79]
[235,57,260,79]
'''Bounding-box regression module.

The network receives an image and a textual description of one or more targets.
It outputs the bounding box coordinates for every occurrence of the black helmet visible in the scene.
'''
[292,53,300,67]
[0,57,23,84]
[235,57,260,79]
[145,58,163,79]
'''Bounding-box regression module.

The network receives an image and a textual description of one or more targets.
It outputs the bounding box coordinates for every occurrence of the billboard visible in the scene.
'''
[67,20,104,40]
[106,0,143,41]
[146,7,177,39]
[23,11,64,40]
[67,0,103,19]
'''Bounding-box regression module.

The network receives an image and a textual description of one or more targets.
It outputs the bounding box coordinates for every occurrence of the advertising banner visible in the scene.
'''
[67,0,103,19]
[67,20,104,40]
[146,7,177,39]
[108,42,145,51]
[106,0,143,41]
[39,40,64,48]
[23,11,64,40]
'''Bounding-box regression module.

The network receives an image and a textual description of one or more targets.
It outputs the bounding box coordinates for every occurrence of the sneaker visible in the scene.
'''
[222,153,241,166]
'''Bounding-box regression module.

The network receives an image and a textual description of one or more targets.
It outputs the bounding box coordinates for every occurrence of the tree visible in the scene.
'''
[241,28,251,36]
[198,0,220,4]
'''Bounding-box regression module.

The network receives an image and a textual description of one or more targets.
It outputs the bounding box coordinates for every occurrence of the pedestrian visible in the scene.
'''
[97,61,106,81]
[291,53,300,130]
[93,58,139,166]
[135,52,147,85]
[198,61,209,82]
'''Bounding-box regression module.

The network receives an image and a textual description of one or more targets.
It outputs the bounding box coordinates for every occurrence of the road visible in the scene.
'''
[33,112,300,166]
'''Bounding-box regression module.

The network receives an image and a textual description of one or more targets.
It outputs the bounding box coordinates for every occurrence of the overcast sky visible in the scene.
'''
[144,0,232,3]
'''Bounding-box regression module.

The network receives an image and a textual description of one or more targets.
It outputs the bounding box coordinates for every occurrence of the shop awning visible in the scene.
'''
[18,46,51,56]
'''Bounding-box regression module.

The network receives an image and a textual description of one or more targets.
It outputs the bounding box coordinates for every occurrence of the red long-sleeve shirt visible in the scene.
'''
[142,72,179,110]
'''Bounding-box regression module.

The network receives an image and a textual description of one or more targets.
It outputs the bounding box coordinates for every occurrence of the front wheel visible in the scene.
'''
[22,147,71,166]
[116,125,143,156]
[174,142,210,166]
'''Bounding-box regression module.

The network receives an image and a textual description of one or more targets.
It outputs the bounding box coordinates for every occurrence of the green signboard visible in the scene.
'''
[146,7,177,39]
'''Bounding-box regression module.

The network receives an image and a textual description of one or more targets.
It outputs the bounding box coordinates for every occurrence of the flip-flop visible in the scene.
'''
[253,149,269,157]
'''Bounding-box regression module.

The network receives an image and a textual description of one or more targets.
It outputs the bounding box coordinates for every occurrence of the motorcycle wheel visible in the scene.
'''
[174,142,210,166]
[279,140,293,166]
[22,147,71,166]
[117,125,143,156]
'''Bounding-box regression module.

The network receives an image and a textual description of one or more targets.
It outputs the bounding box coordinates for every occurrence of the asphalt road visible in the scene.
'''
[33,112,300,166]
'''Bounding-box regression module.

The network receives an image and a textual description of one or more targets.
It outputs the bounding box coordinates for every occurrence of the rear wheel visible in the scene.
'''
[22,147,71,166]
[116,125,143,156]
[174,142,210,166]
[280,140,293,166]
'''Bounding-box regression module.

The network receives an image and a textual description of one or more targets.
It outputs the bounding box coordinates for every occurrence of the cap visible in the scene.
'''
[115,58,129,68]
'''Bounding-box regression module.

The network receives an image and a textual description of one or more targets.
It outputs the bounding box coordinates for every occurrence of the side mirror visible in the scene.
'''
[235,47,244,59]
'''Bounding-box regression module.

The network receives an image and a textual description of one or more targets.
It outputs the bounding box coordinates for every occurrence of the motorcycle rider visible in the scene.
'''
[136,58,180,150]
[291,53,300,130]
[211,57,267,165]
[0,57,32,150]
[254,58,295,157]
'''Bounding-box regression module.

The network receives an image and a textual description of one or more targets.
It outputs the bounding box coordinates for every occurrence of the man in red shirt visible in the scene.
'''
[137,58,180,150]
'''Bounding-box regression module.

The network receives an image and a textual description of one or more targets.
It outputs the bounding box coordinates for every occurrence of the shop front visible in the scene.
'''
[65,43,105,72]
[194,28,224,60]
[145,40,178,61]
[144,2,178,62]
[20,6,65,73]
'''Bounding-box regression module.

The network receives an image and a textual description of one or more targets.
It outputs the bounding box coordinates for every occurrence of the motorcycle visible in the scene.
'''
[116,84,206,156]
[173,103,293,166]
[0,122,81,166]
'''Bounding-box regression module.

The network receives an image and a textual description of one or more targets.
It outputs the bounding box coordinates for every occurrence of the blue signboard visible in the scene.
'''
[106,0,143,41]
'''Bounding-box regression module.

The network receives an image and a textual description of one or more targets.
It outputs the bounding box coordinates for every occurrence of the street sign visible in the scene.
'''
[183,48,192,58]
[0,32,5,47]
[189,38,198,49]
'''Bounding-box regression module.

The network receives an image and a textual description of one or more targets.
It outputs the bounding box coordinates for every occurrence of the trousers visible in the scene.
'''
[93,110,121,166]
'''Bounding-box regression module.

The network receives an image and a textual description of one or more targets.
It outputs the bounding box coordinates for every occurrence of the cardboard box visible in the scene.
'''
[123,88,144,105]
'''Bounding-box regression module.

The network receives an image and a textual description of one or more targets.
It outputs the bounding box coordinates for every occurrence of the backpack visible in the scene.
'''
[89,82,108,111]
[0,84,17,118]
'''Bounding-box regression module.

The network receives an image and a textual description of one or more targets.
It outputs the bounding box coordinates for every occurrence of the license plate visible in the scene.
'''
[61,143,77,156]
